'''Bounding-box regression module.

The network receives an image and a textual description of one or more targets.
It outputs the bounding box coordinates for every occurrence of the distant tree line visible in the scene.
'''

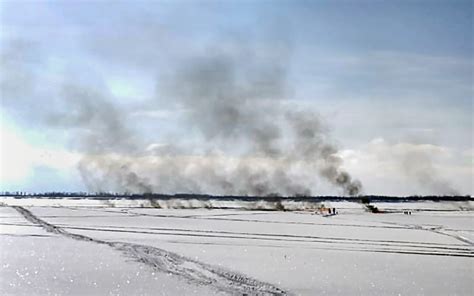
[0,191,471,202]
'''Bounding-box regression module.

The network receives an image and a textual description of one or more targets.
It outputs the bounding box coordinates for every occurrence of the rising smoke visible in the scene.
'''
[74,48,362,196]
[1,37,362,196]
[400,147,459,195]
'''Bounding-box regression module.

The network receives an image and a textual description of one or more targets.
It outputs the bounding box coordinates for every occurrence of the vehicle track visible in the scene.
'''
[3,219,472,257]
[51,207,474,233]
[2,220,468,248]
[11,206,287,295]
[376,220,474,246]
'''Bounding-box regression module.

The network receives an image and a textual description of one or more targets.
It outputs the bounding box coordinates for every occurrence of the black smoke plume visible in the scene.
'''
[76,48,362,196]
[1,39,362,196]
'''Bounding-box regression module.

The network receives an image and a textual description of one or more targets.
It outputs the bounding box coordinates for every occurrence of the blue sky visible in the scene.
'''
[0,0,472,195]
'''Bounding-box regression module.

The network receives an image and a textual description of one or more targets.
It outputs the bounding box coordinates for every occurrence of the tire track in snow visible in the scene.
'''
[3,220,470,250]
[373,220,474,246]
[5,219,473,258]
[122,208,420,230]
[12,206,287,295]
[414,225,473,246]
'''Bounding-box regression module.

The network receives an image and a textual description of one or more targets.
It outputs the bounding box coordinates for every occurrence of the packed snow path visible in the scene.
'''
[12,206,287,295]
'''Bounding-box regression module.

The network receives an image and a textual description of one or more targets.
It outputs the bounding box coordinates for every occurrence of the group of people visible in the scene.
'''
[315,206,338,216]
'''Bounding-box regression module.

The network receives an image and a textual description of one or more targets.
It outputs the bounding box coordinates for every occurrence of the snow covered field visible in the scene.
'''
[1,199,473,295]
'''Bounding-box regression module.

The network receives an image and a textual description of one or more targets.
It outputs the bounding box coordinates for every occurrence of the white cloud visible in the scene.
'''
[130,109,184,119]
[339,138,473,196]
[0,125,80,186]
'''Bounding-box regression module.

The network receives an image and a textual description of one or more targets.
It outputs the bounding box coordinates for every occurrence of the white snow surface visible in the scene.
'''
[1,199,473,295]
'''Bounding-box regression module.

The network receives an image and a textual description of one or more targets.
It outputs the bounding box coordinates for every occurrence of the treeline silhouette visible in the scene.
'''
[0,191,471,202]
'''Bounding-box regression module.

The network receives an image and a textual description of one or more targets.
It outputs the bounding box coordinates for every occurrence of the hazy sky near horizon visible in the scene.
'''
[0,0,472,195]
